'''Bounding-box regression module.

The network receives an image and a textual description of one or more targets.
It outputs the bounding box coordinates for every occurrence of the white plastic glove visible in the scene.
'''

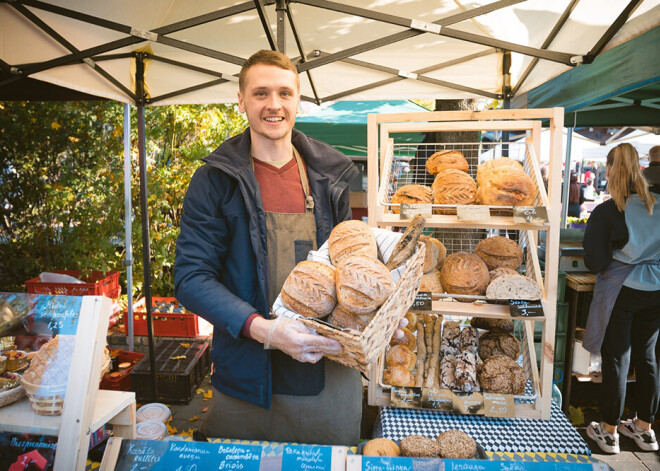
[263,316,343,363]
[391,316,409,341]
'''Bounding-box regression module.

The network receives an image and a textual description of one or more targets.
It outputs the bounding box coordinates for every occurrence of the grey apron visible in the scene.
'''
[203,148,362,445]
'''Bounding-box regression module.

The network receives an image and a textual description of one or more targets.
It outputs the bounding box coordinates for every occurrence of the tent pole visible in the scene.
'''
[123,103,134,352]
[136,53,158,400]
[276,0,286,53]
[561,127,574,228]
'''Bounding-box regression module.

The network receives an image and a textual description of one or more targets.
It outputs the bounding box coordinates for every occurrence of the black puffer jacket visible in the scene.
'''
[174,128,357,408]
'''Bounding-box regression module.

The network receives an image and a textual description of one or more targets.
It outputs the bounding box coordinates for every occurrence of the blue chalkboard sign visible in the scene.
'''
[355,457,603,471]
[0,293,82,336]
[281,445,332,471]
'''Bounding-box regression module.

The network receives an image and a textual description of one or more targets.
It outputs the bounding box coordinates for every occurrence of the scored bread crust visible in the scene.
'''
[432,169,476,205]
[426,150,469,175]
[489,267,520,283]
[474,236,523,271]
[439,252,489,297]
[281,261,337,318]
[476,157,523,185]
[420,269,443,293]
[476,165,536,206]
[391,185,433,214]
[486,274,542,300]
[327,304,369,332]
[336,255,394,315]
[328,220,377,266]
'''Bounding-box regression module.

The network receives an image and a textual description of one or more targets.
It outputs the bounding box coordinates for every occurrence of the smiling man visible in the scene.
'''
[174,50,361,444]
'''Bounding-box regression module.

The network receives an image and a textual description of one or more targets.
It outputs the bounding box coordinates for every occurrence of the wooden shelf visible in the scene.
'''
[377,213,550,230]
[430,299,546,321]
[0,389,135,436]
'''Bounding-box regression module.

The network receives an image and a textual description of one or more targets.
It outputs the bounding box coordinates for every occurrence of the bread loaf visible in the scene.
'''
[459,325,479,354]
[419,235,439,273]
[436,430,477,459]
[476,161,536,206]
[390,327,416,351]
[404,312,417,331]
[429,237,447,268]
[327,304,368,332]
[391,185,433,214]
[478,354,526,394]
[383,365,415,387]
[489,267,520,283]
[474,236,523,271]
[328,220,377,266]
[386,214,426,270]
[453,351,480,393]
[281,261,337,318]
[420,270,443,293]
[439,355,456,389]
[432,169,476,206]
[363,438,400,457]
[439,252,489,299]
[400,435,440,458]
[476,157,523,186]
[478,331,521,361]
[426,150,469,175]
[386,345,417,370]
[471,317,514,332]
[440,321,461,355]
[336,255,394,315]
[486,274,542,300]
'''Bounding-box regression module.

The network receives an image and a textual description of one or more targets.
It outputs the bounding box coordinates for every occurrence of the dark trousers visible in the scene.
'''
[600,285,660,425]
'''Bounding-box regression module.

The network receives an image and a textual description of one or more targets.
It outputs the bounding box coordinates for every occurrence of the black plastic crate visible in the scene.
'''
[130,340,210,404]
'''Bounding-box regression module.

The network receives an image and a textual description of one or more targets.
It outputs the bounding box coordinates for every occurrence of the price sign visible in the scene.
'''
[400,203,432,220]
[456,205,490,221]
[453,392,484,415]
[411,292,432,311]
[281,445,332,471]
[27,294,81,335]
[422,387,453,411]
[483,393,515,418]
[513,206,548,225]
[359,456,415,471]
[390,387,422,408]
[509,300,544,318]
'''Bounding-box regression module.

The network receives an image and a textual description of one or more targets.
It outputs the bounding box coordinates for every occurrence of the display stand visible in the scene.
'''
[366,109,563,420]
[0,294,136,471]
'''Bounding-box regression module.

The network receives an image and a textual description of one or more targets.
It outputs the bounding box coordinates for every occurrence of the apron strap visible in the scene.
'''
[292,147,314,213]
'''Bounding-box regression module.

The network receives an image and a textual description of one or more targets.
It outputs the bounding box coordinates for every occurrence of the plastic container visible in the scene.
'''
[24,270,120,298]
[136,420,168,440]
[137,403,171,423]
[99,349,145,391]
[124,297,199,338]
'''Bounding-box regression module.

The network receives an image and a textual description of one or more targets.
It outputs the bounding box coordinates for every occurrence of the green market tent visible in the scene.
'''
[294,100,429,157]
[513,26,660,126]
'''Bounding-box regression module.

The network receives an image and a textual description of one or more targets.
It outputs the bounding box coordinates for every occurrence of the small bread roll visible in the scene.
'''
[327,304,368,332]
[390,327,416,351]
[404,312,417,331]
[426,150,469,175]
[489,267,520,283]
[363,438,401,457]
[432,169,477,206]
[436,430,477,459]
[429,237,447,269]
[328,220,377,266]
[419,235,439,273]
[383,365,415,387]
[386,345,417,370]
[420,270,443,293]
[391,185,432,214]
[474,236,523,271]
[400,435,440,458]
[281,261,336,318]
[336,255,394,315]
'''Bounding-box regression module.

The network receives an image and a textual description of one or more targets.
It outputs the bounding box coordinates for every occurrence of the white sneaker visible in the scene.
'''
[586,421,620,454]
[617,419,659,452]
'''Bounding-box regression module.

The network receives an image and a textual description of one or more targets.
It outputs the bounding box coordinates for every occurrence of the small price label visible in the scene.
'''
[411,292,432,311]
[456,205,490,221]
[513,206,549,225]
[422,387,453,411]
[483,393,515,418]
[400,203,432,220]
[509,299,544,317]
[453,391,484,415]
[390,387,422,408]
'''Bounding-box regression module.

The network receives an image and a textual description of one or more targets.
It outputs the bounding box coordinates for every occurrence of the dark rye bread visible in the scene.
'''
[328,220,377,266]
[478,354,526,394]
[336,255,394,315]
[439,252,489,299]
[478,330,521,361]
[474,236,523,271]
[281,261,336,318]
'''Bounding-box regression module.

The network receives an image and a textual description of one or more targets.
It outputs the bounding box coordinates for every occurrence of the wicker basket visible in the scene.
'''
[21,378,66,415]
[0,385,26,408]
[300,241,425,374]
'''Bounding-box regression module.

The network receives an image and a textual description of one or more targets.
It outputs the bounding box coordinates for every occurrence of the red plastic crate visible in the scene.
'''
[124,297,199,338]
[100,349,145,391]
[24,270,120,298]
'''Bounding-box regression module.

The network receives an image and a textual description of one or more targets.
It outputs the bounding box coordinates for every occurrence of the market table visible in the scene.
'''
[376,400,590,455]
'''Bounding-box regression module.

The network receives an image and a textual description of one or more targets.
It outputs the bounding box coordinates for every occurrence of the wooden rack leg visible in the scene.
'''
[109,402,137,438]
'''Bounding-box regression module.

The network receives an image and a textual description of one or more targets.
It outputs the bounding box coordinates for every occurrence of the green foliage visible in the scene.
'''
[0,101,247,297]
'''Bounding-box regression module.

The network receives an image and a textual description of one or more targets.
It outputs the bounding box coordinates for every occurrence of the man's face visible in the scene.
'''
[237,64,300,144]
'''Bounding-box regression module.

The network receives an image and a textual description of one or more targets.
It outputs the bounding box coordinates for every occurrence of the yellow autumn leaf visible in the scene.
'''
[196,388,205,395]
[179,343,190,348]
[203,389,212,399]
[181,428,194,437]
[166,423,177,434]
[51,121,61,130]
[202,407,209,413]
[188,416,199,422]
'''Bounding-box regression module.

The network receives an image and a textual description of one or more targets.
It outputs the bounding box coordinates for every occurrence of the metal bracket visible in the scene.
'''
[397,70,418,80]
[130,27,158,41]
[123,259,133,267]
[410,20,441,35]
[570,55,584,65]
[82,58,96,68]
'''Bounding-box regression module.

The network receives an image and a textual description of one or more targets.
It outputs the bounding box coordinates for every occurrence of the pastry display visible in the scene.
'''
[432,169,476,207]
[22,336,74,387]
[385,345,417,371]
[0,371,21,391]
[363,438,401,457]
[474,236,523,271]
[281,261,337,318]
[486,274,543,300]
[419,270,443,293]
[426,150,469,175]
[478,354,526,394]
[439,252,489,299]
[5,350,27,371]
[436,430,477,459]
[391,185,433,214]
[0,336,15,352]
[471,317,514,332]
[328,220,378,265]
[383,365,415,387]
[0,355,5,374]
[478,331,521,361]
[400,435,440,458]
[336,255,394,315]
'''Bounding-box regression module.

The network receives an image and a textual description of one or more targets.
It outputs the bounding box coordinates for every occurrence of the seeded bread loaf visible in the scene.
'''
[478,331,521,361]
[478,354,526,394]
[391,185,433,214]
[474,236,523,271]
[486,274,542,300]
[426,150,469,175]
[439,252,489,299]
[281,261,337,318]
[328,220,377,266]
[471,317,514,332]
[436,430,477,459]
[432,169,477,206]
[336,255,394,315]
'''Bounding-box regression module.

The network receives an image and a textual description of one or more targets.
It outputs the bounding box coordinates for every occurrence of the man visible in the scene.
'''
[174,50,362,444]
[644,145,660,194]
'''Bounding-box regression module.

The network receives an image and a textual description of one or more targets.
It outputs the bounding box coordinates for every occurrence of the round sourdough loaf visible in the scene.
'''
[488,267,520,282]
[328,220,377,266]
[327,304,369,332]
[474,236,523,270]
[391,184,432,214]
[335,255,394,315]
[432,169,476,206]
[426,150,469,175]
[439,252,489,298]
[281,261,337,318]
[476,157,524,186]
[475,164,536,206]
[478,331,521,361]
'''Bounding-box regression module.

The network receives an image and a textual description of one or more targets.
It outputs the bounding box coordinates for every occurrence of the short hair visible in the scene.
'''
[650,145,660,162]
[239,50,299,92]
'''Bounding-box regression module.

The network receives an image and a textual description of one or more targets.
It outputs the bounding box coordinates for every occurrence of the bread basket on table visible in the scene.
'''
[274,232,425,375]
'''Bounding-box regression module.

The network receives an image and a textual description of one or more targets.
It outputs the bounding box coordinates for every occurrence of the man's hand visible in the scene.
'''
[251,316,342,363]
